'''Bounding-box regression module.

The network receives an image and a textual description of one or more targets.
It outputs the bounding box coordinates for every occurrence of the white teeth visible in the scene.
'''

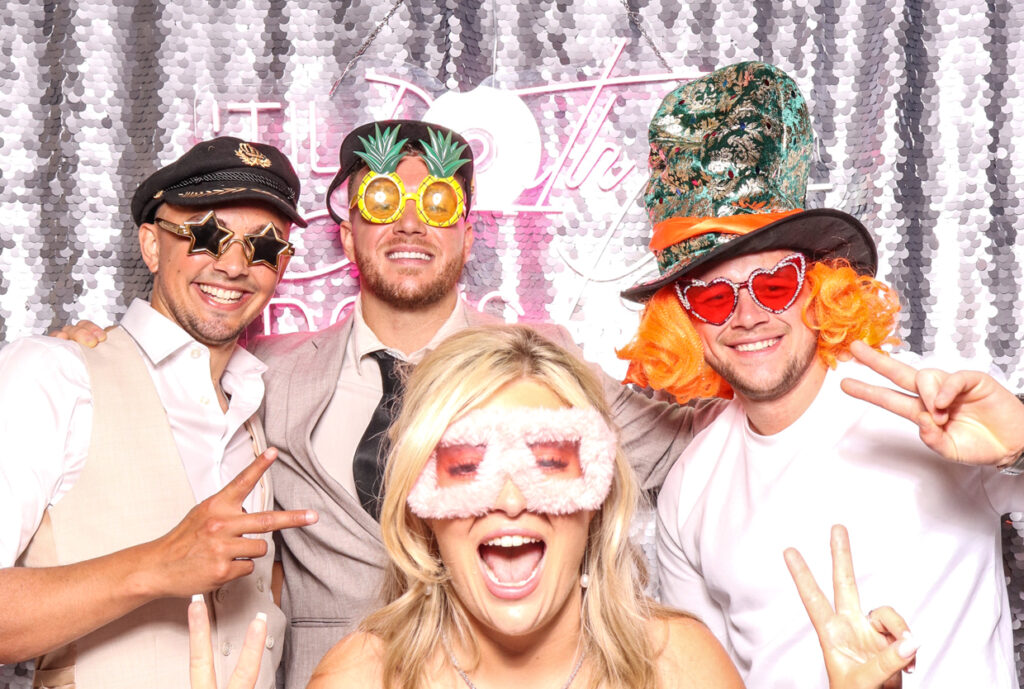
[199,284,243,303]
[483,564,537,588]
[483,535,540,548]
[387,251,431,260]
[735,338,779,352]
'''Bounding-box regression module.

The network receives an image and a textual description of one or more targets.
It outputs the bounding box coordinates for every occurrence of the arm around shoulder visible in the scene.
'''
[307,631,384,689]
[653,615,744,689]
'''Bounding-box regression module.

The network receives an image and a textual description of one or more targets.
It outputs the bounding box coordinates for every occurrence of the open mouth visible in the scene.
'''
[198,283,245,305]
[478,535,545,589]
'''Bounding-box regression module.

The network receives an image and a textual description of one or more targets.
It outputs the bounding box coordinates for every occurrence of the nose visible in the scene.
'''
[212,238,250,278]
[394,197,426,235]
[730,285,769,328]
[492,478,527,518]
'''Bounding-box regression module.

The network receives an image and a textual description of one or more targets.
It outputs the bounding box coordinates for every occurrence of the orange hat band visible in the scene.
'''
[649,209,804,252]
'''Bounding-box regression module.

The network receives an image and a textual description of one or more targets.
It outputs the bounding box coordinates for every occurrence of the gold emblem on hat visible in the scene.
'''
[235,142,272,168]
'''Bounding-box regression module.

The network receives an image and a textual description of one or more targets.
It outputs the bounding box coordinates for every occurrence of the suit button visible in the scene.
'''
[221,641,233,656]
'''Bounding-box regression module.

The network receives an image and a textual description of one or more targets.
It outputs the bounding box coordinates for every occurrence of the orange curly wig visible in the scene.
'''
[617,258,901,404]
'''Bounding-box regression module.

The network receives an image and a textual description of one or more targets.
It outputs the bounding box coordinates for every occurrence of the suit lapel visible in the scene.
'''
[283,315,384,540]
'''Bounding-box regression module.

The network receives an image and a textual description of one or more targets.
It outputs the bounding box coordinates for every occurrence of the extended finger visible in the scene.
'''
[840,377,925,425]
[188,595,218,689]
[783,547,833,632]
[849,340,918,391]
[830,525,863,616]
[230,508,318,536]
[226,613,268,689]
[217,448,279,505]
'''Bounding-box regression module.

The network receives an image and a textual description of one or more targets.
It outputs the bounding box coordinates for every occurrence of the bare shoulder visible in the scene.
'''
[649,615,744,689]
[307,631,384,689]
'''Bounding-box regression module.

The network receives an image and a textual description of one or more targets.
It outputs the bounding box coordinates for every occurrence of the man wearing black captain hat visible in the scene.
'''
[0,137,316,689]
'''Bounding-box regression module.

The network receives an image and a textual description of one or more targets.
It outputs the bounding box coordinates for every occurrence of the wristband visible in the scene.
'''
[1000,452,1024,476]
[999,394,1024,475]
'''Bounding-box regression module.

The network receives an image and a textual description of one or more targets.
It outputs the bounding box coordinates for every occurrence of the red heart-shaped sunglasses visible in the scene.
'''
[674,253,807,326]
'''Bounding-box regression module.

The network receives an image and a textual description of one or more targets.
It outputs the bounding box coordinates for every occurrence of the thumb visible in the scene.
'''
[851,633,918,689]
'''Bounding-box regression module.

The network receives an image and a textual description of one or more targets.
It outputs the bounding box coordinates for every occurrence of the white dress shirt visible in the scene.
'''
[310,296,471,496]
[0,299,268,566]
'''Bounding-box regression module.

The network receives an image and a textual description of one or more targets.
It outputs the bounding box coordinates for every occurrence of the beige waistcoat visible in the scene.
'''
[17,327,285,689]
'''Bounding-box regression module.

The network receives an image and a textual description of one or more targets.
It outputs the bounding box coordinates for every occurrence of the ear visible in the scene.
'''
[339,219,356,263]
[461,220,474,262]
[139,223,160,275]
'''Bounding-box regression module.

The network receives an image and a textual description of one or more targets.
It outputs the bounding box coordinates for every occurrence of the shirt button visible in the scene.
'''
[256,577,265,593]
[265,635,275,650]
[214,587,227,603]
[221,641,233,656]
[191,349,202,359]
[200,395,211,406]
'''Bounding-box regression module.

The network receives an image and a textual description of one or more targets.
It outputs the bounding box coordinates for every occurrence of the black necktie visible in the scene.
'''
[352,350,405,520]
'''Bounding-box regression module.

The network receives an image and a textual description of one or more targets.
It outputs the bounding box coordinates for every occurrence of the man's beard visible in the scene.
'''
[175,309,247,348]
[707,337,819,402]
[355,251,465,310]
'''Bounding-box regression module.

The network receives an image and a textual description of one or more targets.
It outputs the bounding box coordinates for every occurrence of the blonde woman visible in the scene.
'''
[190,325,916,689]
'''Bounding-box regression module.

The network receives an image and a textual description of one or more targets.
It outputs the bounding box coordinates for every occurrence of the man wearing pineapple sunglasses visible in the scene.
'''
[240,119,725,687]
[57,118,1024,688]
[233,113,1024,688]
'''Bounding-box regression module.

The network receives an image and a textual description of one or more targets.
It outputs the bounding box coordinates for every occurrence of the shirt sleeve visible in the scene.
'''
[524,321,728,491]
[656,470,733,656]
[0,337,92,566]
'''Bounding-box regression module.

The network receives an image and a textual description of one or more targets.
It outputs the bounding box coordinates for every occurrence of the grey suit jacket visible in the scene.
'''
[251,308,723,688]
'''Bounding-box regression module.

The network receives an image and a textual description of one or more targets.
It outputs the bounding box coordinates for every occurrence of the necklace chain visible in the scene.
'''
[447,644,584,689]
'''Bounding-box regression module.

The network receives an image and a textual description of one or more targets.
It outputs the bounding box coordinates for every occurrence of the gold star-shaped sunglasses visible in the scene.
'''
[154,211,295,271]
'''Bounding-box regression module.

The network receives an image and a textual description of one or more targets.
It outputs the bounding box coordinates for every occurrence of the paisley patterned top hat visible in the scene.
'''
[621,61,877,303]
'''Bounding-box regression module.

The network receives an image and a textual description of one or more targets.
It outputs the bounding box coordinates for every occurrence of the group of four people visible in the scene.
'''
[1,61,1021,688]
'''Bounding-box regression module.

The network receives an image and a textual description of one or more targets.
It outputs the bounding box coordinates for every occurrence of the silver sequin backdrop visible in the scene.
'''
[1,0,1022,685]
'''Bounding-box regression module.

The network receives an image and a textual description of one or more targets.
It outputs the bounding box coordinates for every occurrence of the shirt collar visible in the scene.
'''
[349,295,471,374]
[121,299,267,381]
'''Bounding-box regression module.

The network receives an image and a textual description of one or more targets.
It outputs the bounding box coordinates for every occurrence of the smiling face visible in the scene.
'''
[340,156,473,312]
[139,201,290,349]
[428,378,594,645]
[687,249,821,403]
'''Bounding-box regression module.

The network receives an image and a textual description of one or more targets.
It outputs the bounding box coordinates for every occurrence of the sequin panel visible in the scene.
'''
[1,1,1022,685]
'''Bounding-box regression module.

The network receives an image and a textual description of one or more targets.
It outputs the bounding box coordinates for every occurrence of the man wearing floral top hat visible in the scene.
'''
[619,61,1024,688]
[0,137,317,689]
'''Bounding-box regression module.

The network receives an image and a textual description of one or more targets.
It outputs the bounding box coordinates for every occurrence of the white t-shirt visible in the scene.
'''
[657,357,1021,689]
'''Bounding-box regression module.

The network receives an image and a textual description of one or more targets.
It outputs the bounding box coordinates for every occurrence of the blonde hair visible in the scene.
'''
[362,324,675,689]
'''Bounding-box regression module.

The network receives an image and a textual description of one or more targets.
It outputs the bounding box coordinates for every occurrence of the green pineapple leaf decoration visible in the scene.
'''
[419,127,470,179]
[354,124,408,174]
